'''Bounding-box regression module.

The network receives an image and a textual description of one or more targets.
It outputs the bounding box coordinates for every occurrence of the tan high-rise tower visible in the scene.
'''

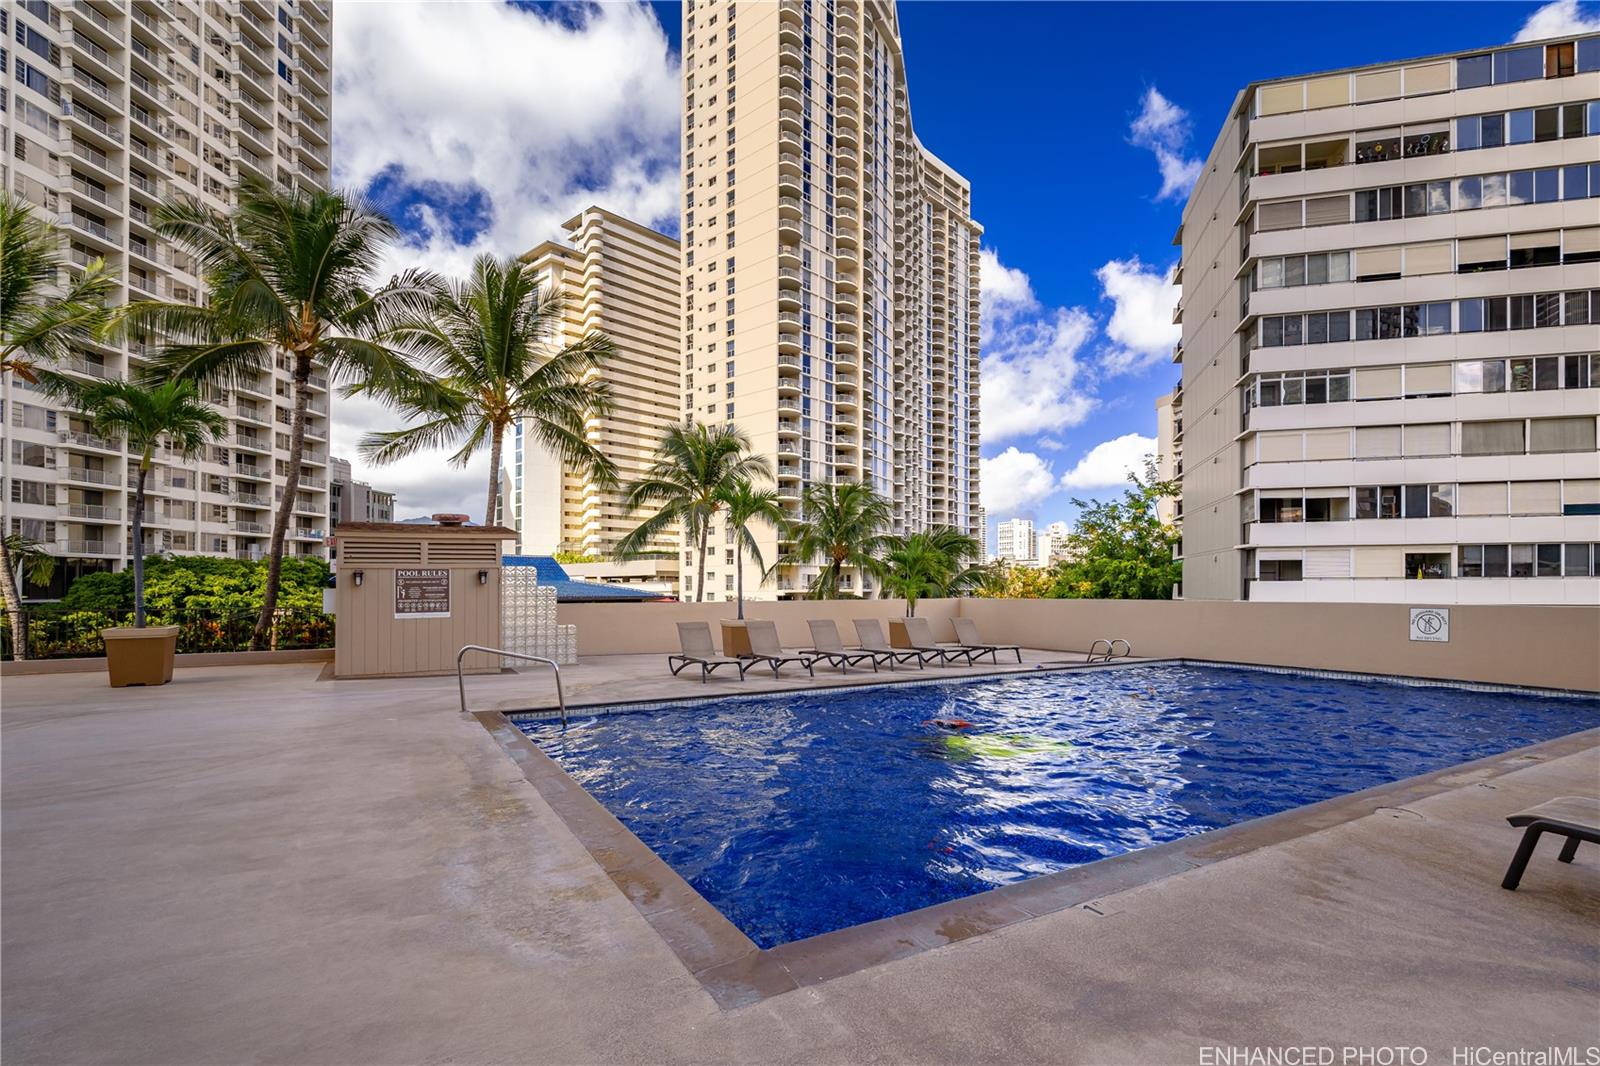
[513,207,681,592]
[2,0,334,595]
[680,0,981,602]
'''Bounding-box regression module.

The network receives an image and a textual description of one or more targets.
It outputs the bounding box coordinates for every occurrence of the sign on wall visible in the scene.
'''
[395,568,451,619]
[1408,607,1449,643]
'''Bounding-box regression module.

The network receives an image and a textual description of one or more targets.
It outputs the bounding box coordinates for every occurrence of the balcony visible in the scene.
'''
[233,466,271,483]
[63,467,120,487]
[231,521,270,535]
[58,429,121,453]
[58,354,120,380]
[60,540,118,557]
[232,433,272,453]
[71,4,124,45]
[234,405,271,425]
[59,503,122,521]
[66,176,120,213]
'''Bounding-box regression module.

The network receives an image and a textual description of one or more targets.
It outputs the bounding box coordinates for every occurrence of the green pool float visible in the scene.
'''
[941,732,1076,759]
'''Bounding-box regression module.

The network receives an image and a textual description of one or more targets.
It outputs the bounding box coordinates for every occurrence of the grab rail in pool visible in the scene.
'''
[1086,638,1134,663]
[456,645,567,729]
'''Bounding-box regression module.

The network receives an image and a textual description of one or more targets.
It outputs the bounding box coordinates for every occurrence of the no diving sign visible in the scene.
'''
[1409,608,1449,643]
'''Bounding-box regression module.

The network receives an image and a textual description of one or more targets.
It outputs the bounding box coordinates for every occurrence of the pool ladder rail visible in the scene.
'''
[1086,638,1134,663]
[456,644,568,729]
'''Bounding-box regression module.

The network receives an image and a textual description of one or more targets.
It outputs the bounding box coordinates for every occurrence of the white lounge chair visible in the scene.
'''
[738,619,816,679]
[667,621,740,683]
[902,616,978,666]
[802,619,887,673]
[952,617,1023,664]
[852,618,936,668]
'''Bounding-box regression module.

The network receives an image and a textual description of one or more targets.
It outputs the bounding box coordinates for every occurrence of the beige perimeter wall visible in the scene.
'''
[558,599,1600,693]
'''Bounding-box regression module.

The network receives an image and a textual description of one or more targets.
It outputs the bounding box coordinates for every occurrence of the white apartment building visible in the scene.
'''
[995,517,1034,564]
[1155,388,1183,527]
[680,0,982,602]
[1175,33,1600,605]
[2,0,334,597]
[511,207,681,596]
[1036,519,1070,566]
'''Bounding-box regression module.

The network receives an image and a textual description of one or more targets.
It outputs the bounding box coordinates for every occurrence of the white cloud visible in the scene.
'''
[979,247,1038,342]
[1058,434,1157,492]
[1037,437,1065,451]
[980,448,1058,516]
[1514,0,1600,40]
[1129,87,1203,201]
[1096,257,1181,376]
[331,2,681,518]
[981,305,1098,442]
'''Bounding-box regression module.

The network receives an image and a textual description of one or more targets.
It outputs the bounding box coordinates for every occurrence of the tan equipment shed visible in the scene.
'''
[332,519,515,678]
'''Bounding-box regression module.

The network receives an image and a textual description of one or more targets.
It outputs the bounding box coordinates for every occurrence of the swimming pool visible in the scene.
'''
[516,664,1600,948]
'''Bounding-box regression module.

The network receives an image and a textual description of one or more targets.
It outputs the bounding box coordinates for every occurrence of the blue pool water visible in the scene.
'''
[517,664,1600,948]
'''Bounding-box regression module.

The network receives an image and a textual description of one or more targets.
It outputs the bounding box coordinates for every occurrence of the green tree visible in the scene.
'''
[65,380,227,627]
[358,254,615,524]
[0,535,58,658]
[614,423,770,603]
[972,559,1062,600]
[878,526,983,616]
[1052,459,1182,600]
[717,480,784,620]
[0,192,119,657]
[774,481,891,599]
[127,177,438,649]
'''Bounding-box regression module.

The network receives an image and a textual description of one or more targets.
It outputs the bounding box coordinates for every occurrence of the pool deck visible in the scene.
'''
[3,656,1598,1064]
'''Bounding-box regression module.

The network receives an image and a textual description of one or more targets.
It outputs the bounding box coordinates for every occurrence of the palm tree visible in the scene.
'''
[1,191,119,382]
[64,380,226,627]
[357,254,616,524]
[615,423,770,603]
[717,480,784,620]
[0,534,57,661]
[127,177,438,649]
[878,526,984,616]
[773,481,892,599]
[1,192,118,658]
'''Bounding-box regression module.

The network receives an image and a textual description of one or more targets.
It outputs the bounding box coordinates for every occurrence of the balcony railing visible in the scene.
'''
[62,468,119,486]
[59,503,121,521]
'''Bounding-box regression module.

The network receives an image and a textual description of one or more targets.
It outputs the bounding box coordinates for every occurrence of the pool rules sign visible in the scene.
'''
[395,568,451,619]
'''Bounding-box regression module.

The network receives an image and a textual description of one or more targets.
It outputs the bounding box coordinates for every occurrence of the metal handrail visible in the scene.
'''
[456,645,567,728]
[1086,638,1134,663]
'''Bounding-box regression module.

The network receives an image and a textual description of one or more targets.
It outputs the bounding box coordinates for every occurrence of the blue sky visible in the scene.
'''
[329,0,1593,525]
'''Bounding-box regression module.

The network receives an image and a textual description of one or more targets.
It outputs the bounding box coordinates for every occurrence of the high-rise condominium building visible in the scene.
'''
[2,0,334,596]
[511,207,681,589]
[1154,388,1183,528]
[680,0,981,603]
[995,518,1034,564]
[1175,34,1600,605]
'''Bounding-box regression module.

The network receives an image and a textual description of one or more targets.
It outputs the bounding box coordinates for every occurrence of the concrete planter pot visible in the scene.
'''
[101,626,179,688]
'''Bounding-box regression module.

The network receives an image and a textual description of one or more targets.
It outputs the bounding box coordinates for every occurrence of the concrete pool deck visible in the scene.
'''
[3,658,1598,1064]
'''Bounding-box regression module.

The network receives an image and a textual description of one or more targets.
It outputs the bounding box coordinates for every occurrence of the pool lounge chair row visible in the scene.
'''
[667,617,1021,682]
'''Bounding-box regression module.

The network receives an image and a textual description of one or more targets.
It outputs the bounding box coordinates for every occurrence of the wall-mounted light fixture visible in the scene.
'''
[477,569,489,586]
[352,570,364,588]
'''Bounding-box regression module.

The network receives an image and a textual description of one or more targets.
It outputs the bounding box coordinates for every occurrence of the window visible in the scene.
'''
[1257,559,1302,581]
[1461,420,1524,456]
[1497,46,1545,83]
[1405,553,1450,579]
[1547,42,1576,78]
[1457,53,1492,89]
[1530,416,1597,453]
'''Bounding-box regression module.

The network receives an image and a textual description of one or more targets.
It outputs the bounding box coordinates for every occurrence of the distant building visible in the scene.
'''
[977,507,990,561]
[996,518,1036,564]
[329,458,395,528]
[1036,520,1071,566]
[513,209,680,557]
[1155,390,1183,527]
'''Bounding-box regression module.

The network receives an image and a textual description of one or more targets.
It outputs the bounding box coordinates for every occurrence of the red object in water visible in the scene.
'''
[929,717,973,729]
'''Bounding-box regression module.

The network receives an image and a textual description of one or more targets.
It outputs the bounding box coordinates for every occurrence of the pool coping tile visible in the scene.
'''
[475,705,1600,1012]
